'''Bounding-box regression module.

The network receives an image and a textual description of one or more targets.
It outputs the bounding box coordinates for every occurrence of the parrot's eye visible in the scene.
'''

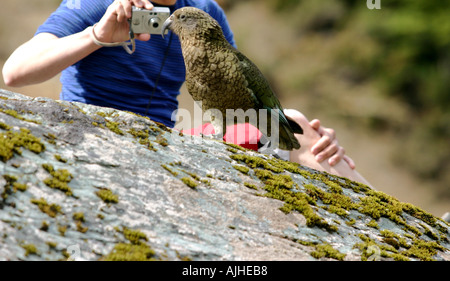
[180,14,186,20]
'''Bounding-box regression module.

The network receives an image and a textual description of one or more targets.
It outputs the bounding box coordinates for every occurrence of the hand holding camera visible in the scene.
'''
[94,0,169,42]
[91,0,171,54]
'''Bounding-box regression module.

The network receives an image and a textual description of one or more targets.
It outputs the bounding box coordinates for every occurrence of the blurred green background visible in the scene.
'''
[0,0,448,216]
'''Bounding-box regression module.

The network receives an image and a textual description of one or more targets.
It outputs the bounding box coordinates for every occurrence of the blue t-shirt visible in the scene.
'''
[36,0,235,127]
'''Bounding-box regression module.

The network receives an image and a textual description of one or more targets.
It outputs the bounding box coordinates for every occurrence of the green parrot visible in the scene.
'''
[162,7,303,150]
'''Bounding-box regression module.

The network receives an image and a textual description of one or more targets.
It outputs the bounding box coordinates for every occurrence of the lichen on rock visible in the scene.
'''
[0,89,448,261]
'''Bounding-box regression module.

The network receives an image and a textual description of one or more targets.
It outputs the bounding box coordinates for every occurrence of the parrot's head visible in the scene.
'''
[162,7,225,42]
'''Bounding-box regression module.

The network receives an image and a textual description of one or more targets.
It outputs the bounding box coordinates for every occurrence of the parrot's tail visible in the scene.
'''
[278,122,301,151]
[260,110,303,151]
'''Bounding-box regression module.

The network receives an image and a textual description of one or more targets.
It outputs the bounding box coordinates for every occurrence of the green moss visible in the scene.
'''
[30,198,62,218]
[72,212,85,222]
[367,219,379,229]
[122,227,148,245]
[356,230,447,261]
[184,171,200,181]
[230,154,338,232]
[419,223,439,240]
[232,165,250,175]
[357,190,418,235]
[380,230,410,249]
[40,221,49,231]
[402,203,437,227]
[254,169,337,232]
[0,128,45,162]
[43,133,57,145]
[304,184,355,218]
[1,174,27,200]
[13,182,27,192]
[154,121,172,133]
[101,243,157,261]
[95,188,119,204]
[228,145,449,253]
[54,154,68,163]
[0,122,11,130]
[224,143,248,152]
[354,234,383,261]
[46,241,57,249]
[58,225,68,236]
[310,243,346,261]
[75,221,88,233]
[21,244,38,257]
[382,237,400,250]
[105,121,124,135]
[295,239,317,247]
[161,164,178,176]
[402,240,445,261]
[389,253,411,261]
[0,108,41,124]
[155,135,169,147]
[128,128,149,139]
[230,154,284,173]
[42,164,73,196]
[181,177,198,189]
[201,179,212,186]
[127,128,157,152]
[244,182,258,190]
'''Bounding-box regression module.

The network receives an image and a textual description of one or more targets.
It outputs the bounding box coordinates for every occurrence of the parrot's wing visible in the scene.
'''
[234,49,303,136]
[233,50,282,110]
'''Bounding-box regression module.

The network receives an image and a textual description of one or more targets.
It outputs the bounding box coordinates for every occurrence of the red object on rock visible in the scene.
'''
[182,123,262,151]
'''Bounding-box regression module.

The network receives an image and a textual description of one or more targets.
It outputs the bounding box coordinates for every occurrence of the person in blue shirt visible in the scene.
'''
[2,0,371,186]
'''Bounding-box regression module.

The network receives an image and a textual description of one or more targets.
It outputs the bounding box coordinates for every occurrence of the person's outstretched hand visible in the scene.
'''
[309,118,356,169]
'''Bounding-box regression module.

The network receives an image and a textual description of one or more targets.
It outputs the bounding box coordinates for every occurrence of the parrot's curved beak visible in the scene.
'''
[161,16,173,38]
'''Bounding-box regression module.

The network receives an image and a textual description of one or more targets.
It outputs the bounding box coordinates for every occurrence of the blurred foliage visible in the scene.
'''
[252,0,450,187]
[268,0,450,112]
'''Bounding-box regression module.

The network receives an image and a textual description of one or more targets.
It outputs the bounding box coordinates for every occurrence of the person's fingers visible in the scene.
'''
[310,122,337,156]
[328,146,345,166]
[322,127,336,141]
[137,0,154,9]
[315,139,339,162]
[122,0,133,18]
[135,33,151,41]
[311,133,332,156]
[343,155,356,169]
[115,0,132,21]
[133,0,144,8]
[309,119,321,131]
[114,1,126,22]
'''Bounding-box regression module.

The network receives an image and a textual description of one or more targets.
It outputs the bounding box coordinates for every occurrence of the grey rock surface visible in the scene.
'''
[0,89,449,261]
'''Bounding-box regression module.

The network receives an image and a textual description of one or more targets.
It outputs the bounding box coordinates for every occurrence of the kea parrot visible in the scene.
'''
[162,7,303,150]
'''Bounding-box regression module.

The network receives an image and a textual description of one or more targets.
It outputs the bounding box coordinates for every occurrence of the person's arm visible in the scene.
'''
[2,0,153,87]
[2,32,100,87]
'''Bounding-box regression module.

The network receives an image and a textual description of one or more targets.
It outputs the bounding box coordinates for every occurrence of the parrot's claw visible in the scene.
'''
[200,133,223,141]
[211,133,223,140]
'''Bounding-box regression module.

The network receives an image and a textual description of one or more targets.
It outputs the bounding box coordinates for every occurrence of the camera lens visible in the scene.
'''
[150,18,160,29]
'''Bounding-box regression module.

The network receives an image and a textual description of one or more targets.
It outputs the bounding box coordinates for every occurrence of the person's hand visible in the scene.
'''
[309,119,356,169]
[93,0,154,43]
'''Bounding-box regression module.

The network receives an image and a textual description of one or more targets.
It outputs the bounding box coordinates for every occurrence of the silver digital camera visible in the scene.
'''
[130,6,171,35]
